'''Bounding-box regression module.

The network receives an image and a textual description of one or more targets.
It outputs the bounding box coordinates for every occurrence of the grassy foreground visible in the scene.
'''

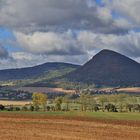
[0,111,140,121]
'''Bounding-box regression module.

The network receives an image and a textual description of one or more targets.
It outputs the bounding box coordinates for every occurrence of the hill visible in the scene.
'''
[66,49,140,87]
[0,62,79,81]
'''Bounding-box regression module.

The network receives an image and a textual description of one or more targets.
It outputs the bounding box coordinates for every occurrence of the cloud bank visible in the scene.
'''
[0,0,140,69]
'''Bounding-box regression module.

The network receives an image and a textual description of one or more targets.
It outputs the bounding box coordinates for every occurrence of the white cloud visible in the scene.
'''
[13,30,140,58]
[1,30,140,69]
[0,0,140,69]
[14,30,85,55]
[0,51,89,69]
[78,31,140,57]
[105,0,140,28]
[0,0,129,33]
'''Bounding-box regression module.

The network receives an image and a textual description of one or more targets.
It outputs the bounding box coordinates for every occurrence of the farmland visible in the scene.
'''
[0,100,31,106]
[0,112,139,140]
[16,87,76,94]
[117,87,140,93]
[0,88,139,140]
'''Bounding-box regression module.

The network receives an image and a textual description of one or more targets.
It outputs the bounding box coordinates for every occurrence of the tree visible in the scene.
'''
[63,95,70,111]
[126,96,137,112]
[29,105,34,111]
[105,104,117,112]
[98,95,108,111]
[88,96,96,111]
[108,94,118,105]
[15,107,20,111]
[22,106,28,111]
[107,94,128,112]
[32,92,47,111]
[133,104,140,112]
[46,106,51,111]
[51,106,55,111]
[79,93,97,112]
[129,96,137,104]
[117,94,128,112]
[79,93,88,111]
[34,105,39,111]
[54,97,63,111]
[7,105,14,111]
[0,104,5,110]
[126,104,133,112]
[94,105,99,112]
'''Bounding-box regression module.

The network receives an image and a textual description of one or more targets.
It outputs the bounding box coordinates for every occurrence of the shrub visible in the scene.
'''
[7,106,14,111]
[94,105,99,112]
[15,107,20,111]
[22,106,28,111]
[46,106,51,111]
[0,104,5,110]
[105,104,118,112]
[34,105,39,111]
[29,105,34,111]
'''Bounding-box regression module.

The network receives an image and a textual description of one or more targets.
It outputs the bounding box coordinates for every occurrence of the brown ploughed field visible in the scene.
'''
[0,113,139,140]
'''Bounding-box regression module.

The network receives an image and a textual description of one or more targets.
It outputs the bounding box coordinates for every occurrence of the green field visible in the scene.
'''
[0,111,140,121]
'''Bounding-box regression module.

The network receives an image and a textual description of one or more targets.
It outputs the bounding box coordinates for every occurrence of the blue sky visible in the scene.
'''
[96,0,104,6]
[0,28,17,52]
[0,28,13,40]
[0,0,140,69]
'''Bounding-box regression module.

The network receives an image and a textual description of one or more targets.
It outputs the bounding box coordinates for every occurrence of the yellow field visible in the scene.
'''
[0,100,32,106]
[99,87,140,93]
[117,87,140,93]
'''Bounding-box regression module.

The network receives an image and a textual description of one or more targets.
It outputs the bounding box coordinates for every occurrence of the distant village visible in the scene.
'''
[0,85,120,101]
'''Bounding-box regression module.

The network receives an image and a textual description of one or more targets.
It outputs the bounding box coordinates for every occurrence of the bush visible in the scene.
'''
[0,104,5,110]
[29,105,34,111]
[15,107,20,111]
[105,104,118,112]
[46,106,51,111]
[34,105,39,111]
[94,105,99,112]
[7,106,14,111]
[126,104,133,112]
[51,106,55,111]
[22,106,28,111]
[133,104,140,112]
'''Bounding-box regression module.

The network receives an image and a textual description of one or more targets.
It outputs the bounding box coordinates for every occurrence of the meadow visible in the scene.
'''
[1,111,140,121]
[0,111,139,140]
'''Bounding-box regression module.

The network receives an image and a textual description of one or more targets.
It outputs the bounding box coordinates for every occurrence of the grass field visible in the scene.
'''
[0,111,139,140]
[1,111,140,121]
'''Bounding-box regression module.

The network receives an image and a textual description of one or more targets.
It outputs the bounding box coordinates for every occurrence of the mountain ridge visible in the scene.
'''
[0,49,140,87]
[65,49,140,87]
[0,62,80,81]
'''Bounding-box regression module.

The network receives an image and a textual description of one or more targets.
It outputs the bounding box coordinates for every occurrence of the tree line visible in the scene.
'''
[0,92,140,112]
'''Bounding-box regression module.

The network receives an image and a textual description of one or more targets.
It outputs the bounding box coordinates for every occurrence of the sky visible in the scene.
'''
[0,0,140,69]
